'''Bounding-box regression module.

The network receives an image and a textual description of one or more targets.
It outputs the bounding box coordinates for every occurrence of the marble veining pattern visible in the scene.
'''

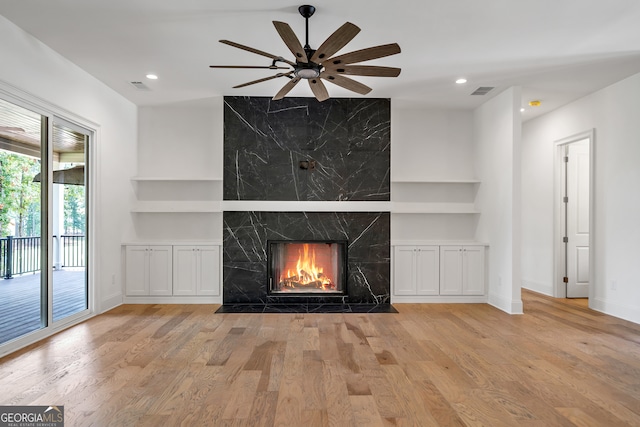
[223,211,390,305]
[222,96,391,306]
[223,96,390,201]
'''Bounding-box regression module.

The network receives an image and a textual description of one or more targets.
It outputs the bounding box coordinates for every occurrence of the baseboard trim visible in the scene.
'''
[391,295,488,304]
[123,296,222,304]
[488,292,523,314]
[591,297,640,325]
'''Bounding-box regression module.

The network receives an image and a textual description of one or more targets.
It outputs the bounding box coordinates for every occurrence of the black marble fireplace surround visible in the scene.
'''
[220,97,393,313]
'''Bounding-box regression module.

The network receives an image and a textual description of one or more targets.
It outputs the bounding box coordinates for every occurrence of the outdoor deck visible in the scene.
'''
[0,269,86,344]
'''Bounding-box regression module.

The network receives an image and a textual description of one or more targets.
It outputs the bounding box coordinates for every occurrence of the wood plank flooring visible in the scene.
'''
[1,290,639,426]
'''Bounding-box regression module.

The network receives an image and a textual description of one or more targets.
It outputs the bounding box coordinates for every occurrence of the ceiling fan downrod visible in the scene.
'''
[298,5,316,52]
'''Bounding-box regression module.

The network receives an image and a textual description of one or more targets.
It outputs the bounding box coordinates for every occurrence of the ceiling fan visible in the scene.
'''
[210,5,401,102]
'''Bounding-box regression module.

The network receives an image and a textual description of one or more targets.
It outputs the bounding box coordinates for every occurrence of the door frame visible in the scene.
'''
[553,129,595,299]
[0,82,99,357]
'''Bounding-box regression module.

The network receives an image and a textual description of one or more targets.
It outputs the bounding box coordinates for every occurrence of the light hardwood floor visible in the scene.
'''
[1,290,639,426]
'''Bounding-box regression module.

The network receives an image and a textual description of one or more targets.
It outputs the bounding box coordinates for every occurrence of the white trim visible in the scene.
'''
[391,295,488,303]
[488,292,523,314]
[122,241,222,246]
[222,200,392,212]
[123,296,222,304]
[392,240,489,246]
[590,297,640,325]
[553,129,595,299]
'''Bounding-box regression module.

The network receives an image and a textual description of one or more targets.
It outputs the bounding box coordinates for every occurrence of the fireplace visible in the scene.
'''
[268,240,347,296]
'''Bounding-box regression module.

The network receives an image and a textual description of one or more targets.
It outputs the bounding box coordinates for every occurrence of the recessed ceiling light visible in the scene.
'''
[520,108,525,112]
[146,74,158,80]
[455,78,467,84]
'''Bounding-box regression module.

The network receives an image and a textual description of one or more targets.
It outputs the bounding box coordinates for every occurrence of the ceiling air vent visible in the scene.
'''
[471,86,494,96]
[129,81,150,91]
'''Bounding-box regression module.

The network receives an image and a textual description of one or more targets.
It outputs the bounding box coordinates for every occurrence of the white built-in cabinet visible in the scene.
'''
[124,244,220,299]
[172,246,221,296]
[125,245,173,296]
[393,246,440,296]
[439,245,485,296]
[393,244,486,300]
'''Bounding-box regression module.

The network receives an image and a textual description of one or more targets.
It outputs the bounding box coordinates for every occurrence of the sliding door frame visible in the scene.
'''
[0,83,99,357]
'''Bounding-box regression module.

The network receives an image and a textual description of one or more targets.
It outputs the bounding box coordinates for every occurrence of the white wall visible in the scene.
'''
[0,15,137,312]
[391,102,477,242]
[522,72,640,324]
[391,102,475,181]
[138,100,223,178]
[473,87,523,314]
[134,101,224,242]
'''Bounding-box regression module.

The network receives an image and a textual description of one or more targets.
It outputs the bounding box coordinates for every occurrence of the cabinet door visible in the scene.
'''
[416,246,439,295]
[125,246,149,296]
[440,246,463,295]
[463,246,485,295]
[173,246,197,296]
[197,246,220,296]
[149,246,173,295]
[393,246,417,295]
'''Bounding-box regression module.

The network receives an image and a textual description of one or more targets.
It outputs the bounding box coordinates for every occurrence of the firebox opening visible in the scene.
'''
[268,240,347,295]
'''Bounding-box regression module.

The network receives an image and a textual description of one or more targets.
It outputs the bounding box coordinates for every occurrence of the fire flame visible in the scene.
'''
[280,243,335,291]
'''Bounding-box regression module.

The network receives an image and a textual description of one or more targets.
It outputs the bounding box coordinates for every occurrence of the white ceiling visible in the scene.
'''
[2,0,640,120]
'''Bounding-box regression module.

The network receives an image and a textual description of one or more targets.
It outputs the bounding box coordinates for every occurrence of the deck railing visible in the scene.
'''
[0,235,85,278]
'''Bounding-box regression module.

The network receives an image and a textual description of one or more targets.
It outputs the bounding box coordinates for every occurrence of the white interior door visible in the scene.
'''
[566,139,590,298]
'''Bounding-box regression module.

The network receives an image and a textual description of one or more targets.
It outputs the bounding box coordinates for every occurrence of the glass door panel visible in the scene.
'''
[51,120,88,322]
[0,97,45,345]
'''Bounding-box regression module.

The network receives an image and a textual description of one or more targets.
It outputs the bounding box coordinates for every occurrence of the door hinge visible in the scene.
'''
[563,237,568,243]
[564,156,569,163]
[563,277,569,283]
[563,196,568,203]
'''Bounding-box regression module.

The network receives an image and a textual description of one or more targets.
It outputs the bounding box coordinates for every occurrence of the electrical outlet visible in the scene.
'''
[498,275,502,287]
[610,280,617,290]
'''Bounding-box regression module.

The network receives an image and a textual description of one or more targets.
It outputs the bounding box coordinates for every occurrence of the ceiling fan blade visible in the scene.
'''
[210,65,290,70]
[273,21,308,63]
[219,39,296,66]
[233,72,293,89]
[320,72,372,95]
[325,43,401,66]
[308,78,330,102]
[310,22,360,63]
[273,77,301,100]
[322,65,401,77]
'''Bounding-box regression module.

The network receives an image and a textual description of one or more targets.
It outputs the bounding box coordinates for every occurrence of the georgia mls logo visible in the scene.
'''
[0,405,64,426]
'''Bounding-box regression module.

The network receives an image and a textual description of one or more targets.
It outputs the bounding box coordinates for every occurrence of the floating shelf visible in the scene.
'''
[131,177,222,182]
[131,201,222,213]
[391,202,479,214]
[221,200,392,212]
[391,179,480,184]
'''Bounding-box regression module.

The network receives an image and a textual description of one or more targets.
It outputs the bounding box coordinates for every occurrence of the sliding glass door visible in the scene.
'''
[0,97,44,344]
[0,97,90,347]
[51,119,88,322]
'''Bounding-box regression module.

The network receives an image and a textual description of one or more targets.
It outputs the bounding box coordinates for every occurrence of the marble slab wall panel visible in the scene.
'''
[223,96,390,201]
[223,211,390,304]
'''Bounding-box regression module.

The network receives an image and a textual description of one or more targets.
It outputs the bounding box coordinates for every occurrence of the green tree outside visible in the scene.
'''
[0,151,41,237]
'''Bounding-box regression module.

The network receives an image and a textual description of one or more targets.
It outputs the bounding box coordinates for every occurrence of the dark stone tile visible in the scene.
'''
[223,96,390,201]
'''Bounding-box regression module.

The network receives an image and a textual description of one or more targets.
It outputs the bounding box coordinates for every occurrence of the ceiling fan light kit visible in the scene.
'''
[210,5,401,102]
